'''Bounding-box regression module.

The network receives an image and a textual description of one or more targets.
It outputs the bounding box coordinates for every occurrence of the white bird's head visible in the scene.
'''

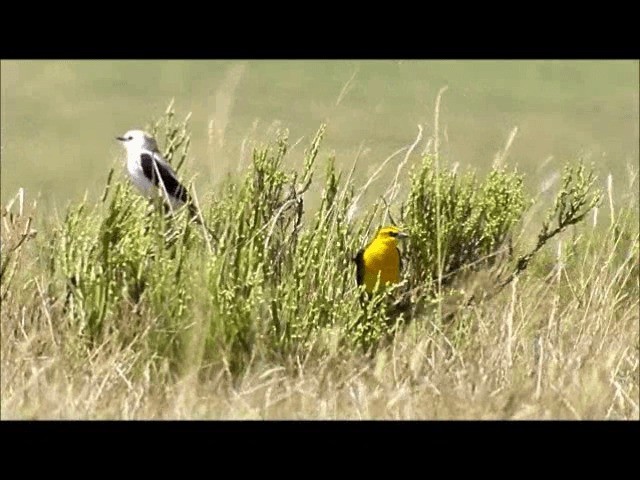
[116,129,159,153]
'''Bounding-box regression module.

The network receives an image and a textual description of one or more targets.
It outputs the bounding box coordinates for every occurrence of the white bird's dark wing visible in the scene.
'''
[139,152,189,204]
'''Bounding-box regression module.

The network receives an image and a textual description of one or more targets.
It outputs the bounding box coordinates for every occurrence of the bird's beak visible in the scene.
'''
[116,136,126,142]
[397,231,409,240]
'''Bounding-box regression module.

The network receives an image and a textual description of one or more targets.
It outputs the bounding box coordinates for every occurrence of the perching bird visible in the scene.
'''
[353,225,409,296]
[116,129,195,214]
[116,129,217,242]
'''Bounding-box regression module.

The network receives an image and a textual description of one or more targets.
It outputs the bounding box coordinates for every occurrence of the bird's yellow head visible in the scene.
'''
[372,225,409,246]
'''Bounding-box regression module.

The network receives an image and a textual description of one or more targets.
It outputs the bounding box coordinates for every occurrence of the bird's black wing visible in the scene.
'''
[353,248,365,286]
[397,247,403,273]
[140,153,189,204]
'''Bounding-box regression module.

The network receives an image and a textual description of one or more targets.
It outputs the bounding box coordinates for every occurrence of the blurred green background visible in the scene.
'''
[1,60,638,211]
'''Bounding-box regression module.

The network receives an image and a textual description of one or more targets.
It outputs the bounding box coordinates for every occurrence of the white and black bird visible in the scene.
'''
[116,129,195,214]
[116,129,218,244]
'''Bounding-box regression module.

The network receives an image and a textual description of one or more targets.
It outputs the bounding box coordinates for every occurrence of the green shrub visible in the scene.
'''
[42,106,604,377]
[404,155,528,291]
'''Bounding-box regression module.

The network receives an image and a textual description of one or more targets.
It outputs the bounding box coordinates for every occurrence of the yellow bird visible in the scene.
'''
[353,226,409,295]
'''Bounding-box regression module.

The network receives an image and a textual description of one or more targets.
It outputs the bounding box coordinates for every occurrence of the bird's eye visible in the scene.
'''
[127,136,133,141]
[389,231,398,237]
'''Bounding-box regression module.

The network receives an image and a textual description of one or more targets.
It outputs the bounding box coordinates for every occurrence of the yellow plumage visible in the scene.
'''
[354,226,408,294]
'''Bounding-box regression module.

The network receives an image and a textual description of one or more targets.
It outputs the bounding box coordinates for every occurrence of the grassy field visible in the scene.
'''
[2,61,638,208]
[1,60,638,419]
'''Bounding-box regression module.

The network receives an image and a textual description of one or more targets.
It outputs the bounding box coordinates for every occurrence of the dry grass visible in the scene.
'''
[2,270,637,419]
[1,165,637,420]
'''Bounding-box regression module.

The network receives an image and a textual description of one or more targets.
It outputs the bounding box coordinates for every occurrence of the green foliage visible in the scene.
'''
[48,108,199,363]
[402,155,603,308]
[37,108,608,379]
[201,124,377,371]
[150,99,192,173]
[509,160,603,280]
[404,155,528,289]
